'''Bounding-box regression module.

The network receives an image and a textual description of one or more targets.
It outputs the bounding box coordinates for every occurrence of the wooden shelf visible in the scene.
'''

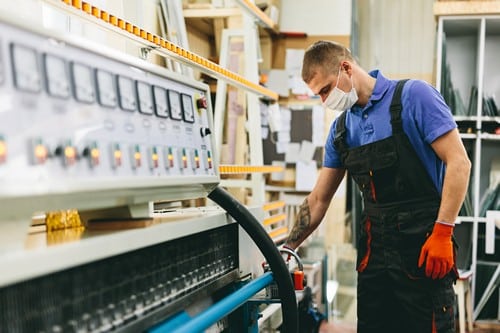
[434,1,500,16]
[183,6,242,36]
[183,4,279,37]
[233,0,279,34]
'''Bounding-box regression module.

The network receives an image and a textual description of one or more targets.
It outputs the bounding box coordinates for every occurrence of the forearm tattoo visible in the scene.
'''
[286,198,311,246]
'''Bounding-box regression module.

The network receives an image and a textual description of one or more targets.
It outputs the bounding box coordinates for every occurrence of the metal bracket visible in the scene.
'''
[140,47,152,60]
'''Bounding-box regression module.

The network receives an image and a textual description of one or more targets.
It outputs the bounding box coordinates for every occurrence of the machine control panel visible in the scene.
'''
[0,19,219,212]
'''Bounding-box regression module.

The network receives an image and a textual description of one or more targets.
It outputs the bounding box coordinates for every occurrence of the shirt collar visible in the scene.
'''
[368,70,391,102]
[350,69,390,114]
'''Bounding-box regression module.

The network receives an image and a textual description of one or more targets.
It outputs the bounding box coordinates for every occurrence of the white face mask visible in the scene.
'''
[323,67,358,111]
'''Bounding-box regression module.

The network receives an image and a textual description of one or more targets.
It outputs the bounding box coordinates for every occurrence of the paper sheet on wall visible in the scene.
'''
[277,131,291,143]
[267,69,290,97]
[285,143,300,163]
[275,108,292,153]
[279,108,291,131]
[285,49,304,76]
[261,126,269,140]
[290,76,314,96]
[276,142,288,154]
[285,49,314,96]
[295,160,318,191]
[299,140,315,162]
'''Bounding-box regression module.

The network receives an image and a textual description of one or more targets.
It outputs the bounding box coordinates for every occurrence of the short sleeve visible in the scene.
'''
[405,80,457,144]
[323,118,343,168]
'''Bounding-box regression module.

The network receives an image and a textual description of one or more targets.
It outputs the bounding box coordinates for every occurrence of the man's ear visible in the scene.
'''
[341,61,352,74]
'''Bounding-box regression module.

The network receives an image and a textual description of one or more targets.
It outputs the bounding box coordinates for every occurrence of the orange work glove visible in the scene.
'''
[417,222,454,279]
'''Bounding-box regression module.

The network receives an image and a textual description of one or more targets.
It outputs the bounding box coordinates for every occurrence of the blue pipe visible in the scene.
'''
[150,272,275,333]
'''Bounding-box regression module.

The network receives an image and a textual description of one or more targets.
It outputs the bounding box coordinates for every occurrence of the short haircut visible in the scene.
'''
[301,40,354,83]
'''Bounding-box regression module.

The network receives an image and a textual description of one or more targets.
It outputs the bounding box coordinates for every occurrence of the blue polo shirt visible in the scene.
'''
[323,70,457,194]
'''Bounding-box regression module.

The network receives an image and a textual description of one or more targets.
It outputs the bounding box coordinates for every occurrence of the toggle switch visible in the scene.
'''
[54,141,77,166]
[0,136,6,164]
[30,138,49,165]
[181,148,188,169]
[111,143,122,169]
[193,149,200,169]
[206,150,213,169]
[200,127,211,137]
[149,146,159,169]
[131,145,142,169]
[196,96,207,109]
[165,147,174,169]
[82,142,100,168]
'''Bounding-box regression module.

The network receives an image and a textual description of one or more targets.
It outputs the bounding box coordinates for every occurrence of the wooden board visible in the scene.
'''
[434,1,500,16]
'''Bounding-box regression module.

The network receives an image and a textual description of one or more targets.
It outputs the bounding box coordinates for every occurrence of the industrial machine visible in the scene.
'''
[0,11,297,333]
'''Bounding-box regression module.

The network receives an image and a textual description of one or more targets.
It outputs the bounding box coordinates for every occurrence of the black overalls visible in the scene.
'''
[333,80,457,333]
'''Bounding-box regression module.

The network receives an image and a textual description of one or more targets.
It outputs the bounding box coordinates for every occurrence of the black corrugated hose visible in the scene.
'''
[208,186,298,333]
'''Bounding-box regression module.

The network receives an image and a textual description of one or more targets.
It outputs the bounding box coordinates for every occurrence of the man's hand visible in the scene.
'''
[418,222,454,279]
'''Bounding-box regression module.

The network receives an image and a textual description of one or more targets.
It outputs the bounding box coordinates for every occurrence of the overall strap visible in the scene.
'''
[333,110,348,153]
[333,79,410,153]
[390,79,409,134]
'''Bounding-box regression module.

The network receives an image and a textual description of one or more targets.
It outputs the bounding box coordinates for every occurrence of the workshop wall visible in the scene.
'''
[357,0,436,83]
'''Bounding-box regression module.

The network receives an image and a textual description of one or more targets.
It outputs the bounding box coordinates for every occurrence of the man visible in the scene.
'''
[283,40,471,333]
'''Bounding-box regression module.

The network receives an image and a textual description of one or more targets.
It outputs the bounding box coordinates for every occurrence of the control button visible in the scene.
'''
[196,96,207,109]
[193,149,200,169]
[111,143,122,169]
[131,145,142,169]
[11,44,42,93]
[83,142,100,168]
[54,141,77,166]
[200,127,211,137]
[149,146,159,169]
[30,139,49,165]
[181,148,188,169]
[206,150,213,169]
[64,145,77,166]
[164,147,174,169]
[0,136,6,164]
